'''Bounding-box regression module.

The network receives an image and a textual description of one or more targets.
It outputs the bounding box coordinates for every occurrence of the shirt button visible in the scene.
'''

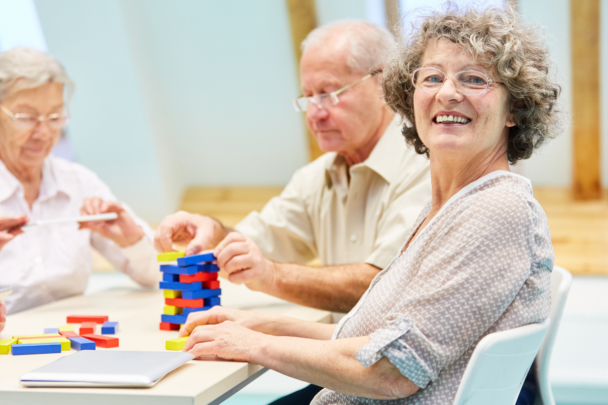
[398,322,407,330]
[350,234,358,243]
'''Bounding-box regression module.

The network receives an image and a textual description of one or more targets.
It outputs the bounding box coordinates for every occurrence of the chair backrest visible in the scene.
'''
[533,266,572,405]
[453,319,550,405]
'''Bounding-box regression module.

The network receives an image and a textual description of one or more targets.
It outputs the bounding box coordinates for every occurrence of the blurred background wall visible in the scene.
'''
[0,0,605,222]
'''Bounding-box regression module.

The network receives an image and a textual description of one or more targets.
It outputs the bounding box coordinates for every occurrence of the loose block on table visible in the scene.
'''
[163,290,182,299]
[157,252,185,262]
[69,337,96,351]
[58,325,74,332]
[165,297,204,308]
[177,252,216,267]
[0,338,17,354]
[160,322,181,331]
[66,315,109,324]
[206,296,221,307]
[12,342,62,355]
[163,273,180,282]
[79,322,96,335]
[166,337,189,351]
[60,331,78,338]
[19,337,71,351]
[160,264,205,275]
[101,321,118,334]
[179,271,218,283]
[164,305,183,315]
[44,328,59,334]
[161,314,188,325]
[159,281,203,291]
[202,280,220,290]
[182,288,222,300]
[80,334,119,348]
[182,306,212,317]
[17,334,61,340]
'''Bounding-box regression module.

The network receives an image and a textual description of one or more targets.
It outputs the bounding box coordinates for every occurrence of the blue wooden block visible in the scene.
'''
[182,306,212,317]
[44,328,59,334]
[206,296,221,307]
[205,263,220,273]
[161,314,188,325]
[160,264,205,275]
[182,288,221,300]
[159,281,203,291]
[69,337,96,351]
[177,252,216,267]
[162,273,180,282]
[101,321,119,334]
[12,342,62,355]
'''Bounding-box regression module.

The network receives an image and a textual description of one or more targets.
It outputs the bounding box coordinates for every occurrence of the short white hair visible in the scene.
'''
[0,47,74,102]
[301,20,395,74]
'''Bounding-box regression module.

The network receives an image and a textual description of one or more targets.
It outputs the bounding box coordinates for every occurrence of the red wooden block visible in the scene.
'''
[179,272,218,283]
[60,331,79,338]
[165,297,204,308]
[66,315,109,324]
[81,334,119,348]
[160,322,181,331]
[79,322,96,335]
[202,280,220,289]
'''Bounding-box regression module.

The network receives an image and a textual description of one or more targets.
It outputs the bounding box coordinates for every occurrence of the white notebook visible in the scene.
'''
[20,351,194,388]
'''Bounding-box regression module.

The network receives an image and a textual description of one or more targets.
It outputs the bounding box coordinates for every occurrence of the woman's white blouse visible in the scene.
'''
[313,171,553,405]
[0,157,158,314]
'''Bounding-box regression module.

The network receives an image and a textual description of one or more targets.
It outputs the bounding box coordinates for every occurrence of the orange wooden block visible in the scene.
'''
[79,322,96,335]
[165,297,205,308]
[81,334,119,348]
[60,331,79,338]
[160,322,181,331]
[202,280,220,289]
[179,272,218,283]
[66,315,109,324]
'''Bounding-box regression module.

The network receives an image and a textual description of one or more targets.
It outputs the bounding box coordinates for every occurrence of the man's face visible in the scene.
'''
[300,44,386,156]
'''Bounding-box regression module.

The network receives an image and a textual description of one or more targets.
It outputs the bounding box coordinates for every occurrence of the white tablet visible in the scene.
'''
[21,350,195,388]
[0,287,12,302]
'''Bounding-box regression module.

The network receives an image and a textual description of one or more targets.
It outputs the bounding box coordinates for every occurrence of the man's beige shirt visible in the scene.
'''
[235,117,431,269]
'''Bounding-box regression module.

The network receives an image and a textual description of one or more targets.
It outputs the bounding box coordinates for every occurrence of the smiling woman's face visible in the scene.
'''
[0,82,64,176]
[414,39,514,162]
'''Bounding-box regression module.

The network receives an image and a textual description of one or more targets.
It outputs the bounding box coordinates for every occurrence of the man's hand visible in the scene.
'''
[0,215,28,251]
[214,232,275,292]
[0,300,7,333]
[79,198,144,247]
[154,211,227,255]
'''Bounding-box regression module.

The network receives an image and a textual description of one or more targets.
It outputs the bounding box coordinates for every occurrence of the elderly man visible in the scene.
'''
[155,20,431,314]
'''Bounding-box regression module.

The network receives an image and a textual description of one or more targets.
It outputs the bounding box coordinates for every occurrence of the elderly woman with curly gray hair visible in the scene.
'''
[171,6,562,404]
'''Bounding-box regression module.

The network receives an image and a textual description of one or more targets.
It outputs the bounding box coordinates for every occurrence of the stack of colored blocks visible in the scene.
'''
[158,252,222,331]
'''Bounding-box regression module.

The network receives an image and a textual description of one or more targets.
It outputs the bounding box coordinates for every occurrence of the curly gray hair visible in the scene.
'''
[382,6,562,163]
[0,47,74,102]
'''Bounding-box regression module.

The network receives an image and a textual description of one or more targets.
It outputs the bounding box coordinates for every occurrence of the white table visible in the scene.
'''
[0,281,332,404]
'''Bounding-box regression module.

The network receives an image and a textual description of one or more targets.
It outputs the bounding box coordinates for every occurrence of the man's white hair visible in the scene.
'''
[301,20,395,74]
[0,47,74,101]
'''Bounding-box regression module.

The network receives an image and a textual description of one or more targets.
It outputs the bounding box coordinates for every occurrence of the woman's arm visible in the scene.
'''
[183,321,419,400]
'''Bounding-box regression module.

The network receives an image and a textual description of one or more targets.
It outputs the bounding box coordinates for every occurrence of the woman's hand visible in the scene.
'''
[214,232,275,292]
[0,300,7,333]
[183,320,264,361]
[180,306,273,337]
[0,215,28,251]
[79,198,144,247]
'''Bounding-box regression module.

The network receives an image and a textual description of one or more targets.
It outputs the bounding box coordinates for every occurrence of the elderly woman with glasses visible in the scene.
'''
[0,48,158,330]
[173,6,561,404]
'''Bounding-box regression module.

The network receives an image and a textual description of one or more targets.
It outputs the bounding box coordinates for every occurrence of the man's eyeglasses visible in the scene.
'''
[411,67,504,96]
[293,69,382,112]
[0,105,68,131]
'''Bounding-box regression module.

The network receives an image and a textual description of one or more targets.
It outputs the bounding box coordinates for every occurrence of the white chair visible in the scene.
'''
[533,266,572,405]
[453,319,550,405]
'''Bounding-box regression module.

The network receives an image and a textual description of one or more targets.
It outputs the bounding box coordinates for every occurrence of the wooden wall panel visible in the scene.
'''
[571,0,601,200]
[286,0,323,161]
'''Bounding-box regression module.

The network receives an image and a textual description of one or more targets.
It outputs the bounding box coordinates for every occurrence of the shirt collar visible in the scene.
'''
[0,157,71,204]
[0,159,21,203]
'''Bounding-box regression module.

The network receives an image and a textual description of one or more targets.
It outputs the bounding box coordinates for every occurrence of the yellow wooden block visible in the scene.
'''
[163,290,181,299]
[0,338,18,355]
[18,338,71,351]
[13,333,62,339]
[166,337,189,351]
[163,305,182,315]
[58,325,74,332]
[157,252,185,262]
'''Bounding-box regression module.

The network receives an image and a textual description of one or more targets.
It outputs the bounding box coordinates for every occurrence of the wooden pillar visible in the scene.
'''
[285,0,323,161]
[384,0,400,38]
[571,0,601,200]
